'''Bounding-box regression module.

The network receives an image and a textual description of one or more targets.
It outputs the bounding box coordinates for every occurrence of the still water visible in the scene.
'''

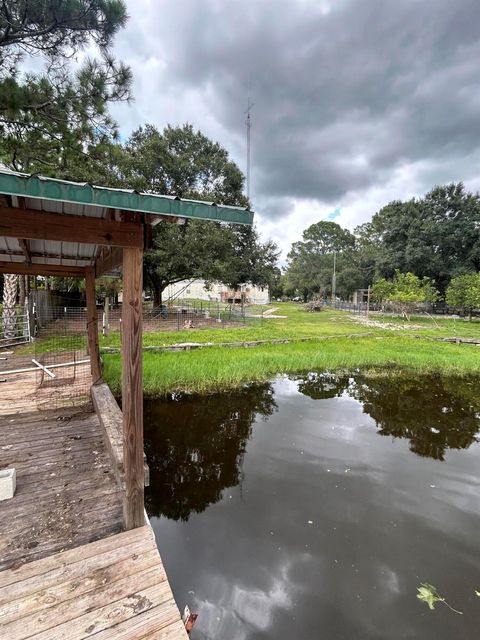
[144,373,480,640]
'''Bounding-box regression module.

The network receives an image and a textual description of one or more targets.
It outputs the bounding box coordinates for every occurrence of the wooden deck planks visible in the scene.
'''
[0,355,91,415]
[0,526,188,640]
[0,401,188,639]
[0,408,123,571]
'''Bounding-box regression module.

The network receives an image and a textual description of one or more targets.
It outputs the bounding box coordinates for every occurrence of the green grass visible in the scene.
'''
[18,335,86,355]
[23,303,480,355]
[100,303,372,349]
[103,336,480,397]
[20,302,480,396]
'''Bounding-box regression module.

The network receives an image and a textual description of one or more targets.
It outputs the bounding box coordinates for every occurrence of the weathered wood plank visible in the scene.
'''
[0,522,124,572]
[0,420,99,441]
[0,539,154,605]
[0,206,144,248]
[92,383,149,489]
[0,408,123,571]
[0,524,187,640]
[0,527,148,589]
[2,566,167,639]
[33,583,174,640]
[0,430,101,452]
[90,603,182,640]
[0,497,123,542]
[0,261,85,278]
[122,247,144,529]
[0,549,161,624]
[0,478,120,512]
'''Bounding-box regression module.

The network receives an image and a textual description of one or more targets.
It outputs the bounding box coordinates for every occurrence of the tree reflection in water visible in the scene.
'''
[144,384,277,521]
[144,373,479,521]
[295,372,480,461]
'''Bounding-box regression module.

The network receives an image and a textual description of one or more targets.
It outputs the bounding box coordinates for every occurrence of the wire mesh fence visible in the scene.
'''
[0,296,263,414]
[325,299,478,318]
[324,300,373,315]
[0,311,30,349]
[33,307,90,410]
[0,306,91,414]
[101,299,262,336]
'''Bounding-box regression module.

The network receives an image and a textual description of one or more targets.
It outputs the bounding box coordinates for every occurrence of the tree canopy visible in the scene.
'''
[0,1,127,57]
[117,125,278,304]
[372,271,438,318]
[119,124,246,203]
[283,183,480,303]
[0,0,131,174]
[445,273,480,319]
[284,221,362,301]
[358,183,480,292]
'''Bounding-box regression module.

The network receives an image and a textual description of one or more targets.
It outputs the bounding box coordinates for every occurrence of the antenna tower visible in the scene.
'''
[245,97,254,202]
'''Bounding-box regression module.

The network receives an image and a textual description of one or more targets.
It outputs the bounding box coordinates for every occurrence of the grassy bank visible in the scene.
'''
[20,303,480,355]
[19,302,480,395]
[103,335,480,397]
[101,304,374,348]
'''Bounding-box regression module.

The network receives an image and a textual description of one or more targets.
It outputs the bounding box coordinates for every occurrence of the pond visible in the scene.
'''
[144,373,480,640]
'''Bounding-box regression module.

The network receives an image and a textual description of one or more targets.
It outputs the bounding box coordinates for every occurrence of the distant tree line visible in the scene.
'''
[283,183,480,314]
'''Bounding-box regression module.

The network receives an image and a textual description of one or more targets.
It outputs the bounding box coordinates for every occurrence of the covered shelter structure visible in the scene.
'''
[0,169,253,638]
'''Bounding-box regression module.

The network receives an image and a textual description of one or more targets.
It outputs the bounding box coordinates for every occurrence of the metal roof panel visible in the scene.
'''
[0,169,253,225]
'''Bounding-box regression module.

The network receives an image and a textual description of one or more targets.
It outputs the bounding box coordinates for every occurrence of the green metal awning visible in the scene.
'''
[0,169,254,276]
[0,170,253,226]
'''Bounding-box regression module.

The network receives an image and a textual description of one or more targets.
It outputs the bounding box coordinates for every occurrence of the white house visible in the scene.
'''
[164,279,270,305]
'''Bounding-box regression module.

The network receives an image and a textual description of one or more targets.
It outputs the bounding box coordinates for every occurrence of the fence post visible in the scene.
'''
[103,296,110,337]
[85,267,102,384]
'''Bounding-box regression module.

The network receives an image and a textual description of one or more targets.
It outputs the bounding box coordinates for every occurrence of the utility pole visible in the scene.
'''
[245,97,254,202]
[331,251,337,303]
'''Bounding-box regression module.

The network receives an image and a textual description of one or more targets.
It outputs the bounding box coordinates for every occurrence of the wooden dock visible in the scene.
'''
[0,525,186,639]
[0,172,222,639]
[0,406,188,639]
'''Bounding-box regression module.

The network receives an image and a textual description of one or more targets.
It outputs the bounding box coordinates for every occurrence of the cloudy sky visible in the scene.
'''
[108,0,480,258]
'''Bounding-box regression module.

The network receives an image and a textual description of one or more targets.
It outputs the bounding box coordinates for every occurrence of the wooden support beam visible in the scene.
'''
[0,206,144,248]
[95,246,123,278]
[122,247,144,530]
[0,261,86,277]
[18,239,31,264]
[85,267,102,385]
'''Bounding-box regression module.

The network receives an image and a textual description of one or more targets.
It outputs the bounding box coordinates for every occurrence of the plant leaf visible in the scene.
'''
[417,583,442,610]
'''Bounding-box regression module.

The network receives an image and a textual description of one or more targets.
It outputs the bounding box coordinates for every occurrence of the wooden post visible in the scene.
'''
[85,267,102,384]
[122,247,144,529]
[367,285,371,318]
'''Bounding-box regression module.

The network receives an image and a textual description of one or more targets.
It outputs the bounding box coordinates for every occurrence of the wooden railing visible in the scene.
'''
[91,382,149,528]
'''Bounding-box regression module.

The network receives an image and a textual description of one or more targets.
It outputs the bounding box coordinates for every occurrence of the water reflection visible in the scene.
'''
[145,373,480,640]
[146,373,480,522]
[144,384,277,520]
[296,372,480,461]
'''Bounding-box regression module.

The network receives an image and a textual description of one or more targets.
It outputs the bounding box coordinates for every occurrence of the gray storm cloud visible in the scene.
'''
[111,0,480,231]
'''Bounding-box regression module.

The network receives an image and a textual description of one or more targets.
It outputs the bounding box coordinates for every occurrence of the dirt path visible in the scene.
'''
[250,306,287,319]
